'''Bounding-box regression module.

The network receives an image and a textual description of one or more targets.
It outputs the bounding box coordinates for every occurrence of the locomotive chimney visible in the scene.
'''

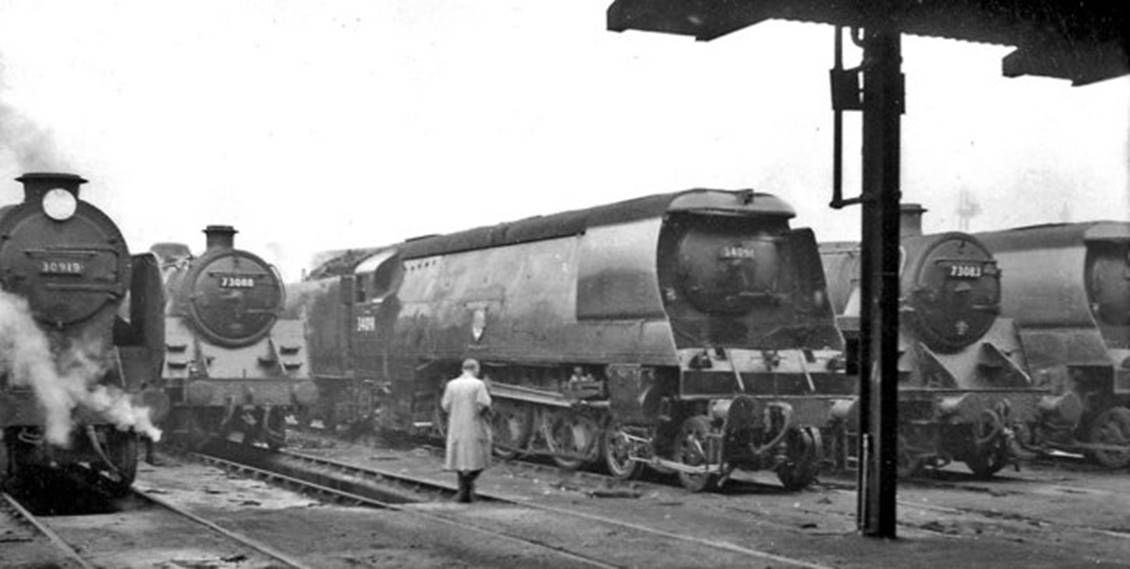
[900,203,927,238]
[16,172,87,202]
[204,225,238,250]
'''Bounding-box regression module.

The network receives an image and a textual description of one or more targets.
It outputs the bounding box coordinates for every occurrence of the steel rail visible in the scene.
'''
[827,486,1130,542]
[1,491,98,569]
[190,450,625,569]
[285,432,838,569]
[276,447,836,569]
[130,487,317,569]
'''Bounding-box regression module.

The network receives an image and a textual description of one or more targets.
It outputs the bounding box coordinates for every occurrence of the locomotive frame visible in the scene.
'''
[820,210,1048,478]
[292,189,854,491]
[152,225,315,450]
[976,222,1130,468]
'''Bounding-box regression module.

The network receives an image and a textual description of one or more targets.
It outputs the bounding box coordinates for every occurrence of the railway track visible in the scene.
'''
[186,443,627,569]
[3,474,314,569]
[289,428,1130,561]
[129,486,316,568]
[184,439,838,569]
[1,490,95,569]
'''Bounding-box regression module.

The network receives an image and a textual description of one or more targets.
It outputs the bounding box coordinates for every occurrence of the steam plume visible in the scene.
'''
[0,101,66,173]
[0,56,67,173]
[0,290,160,446]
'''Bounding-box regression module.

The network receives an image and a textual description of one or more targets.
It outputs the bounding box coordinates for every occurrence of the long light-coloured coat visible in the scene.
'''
[441,373,492,471]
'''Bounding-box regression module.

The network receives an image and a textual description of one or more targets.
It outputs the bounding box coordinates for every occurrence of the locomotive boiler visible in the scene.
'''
[151,225,314,449]
[975,222,1130,468]
[0,173,165,492]
[291,189,852,491]
[819,205,1046,477]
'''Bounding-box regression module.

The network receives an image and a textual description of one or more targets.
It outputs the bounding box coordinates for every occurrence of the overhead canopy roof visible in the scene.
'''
[607,0,1128,85]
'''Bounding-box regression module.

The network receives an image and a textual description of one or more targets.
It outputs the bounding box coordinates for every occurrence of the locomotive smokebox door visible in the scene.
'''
[1,173,130,327]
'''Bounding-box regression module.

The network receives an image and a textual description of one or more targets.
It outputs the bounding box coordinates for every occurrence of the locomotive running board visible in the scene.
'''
[638,456,724,475]
[489,382,576,408]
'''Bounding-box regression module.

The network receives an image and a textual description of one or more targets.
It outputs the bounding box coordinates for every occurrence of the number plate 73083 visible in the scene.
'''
[947,264,983,279]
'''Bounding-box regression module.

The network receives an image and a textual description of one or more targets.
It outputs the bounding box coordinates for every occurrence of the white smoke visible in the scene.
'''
[0,290,161,446]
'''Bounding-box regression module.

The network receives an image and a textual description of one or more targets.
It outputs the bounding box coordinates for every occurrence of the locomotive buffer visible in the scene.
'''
[606,0,1128,538]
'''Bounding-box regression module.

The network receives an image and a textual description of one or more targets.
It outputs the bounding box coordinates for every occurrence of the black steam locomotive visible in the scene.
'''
[0,173,165,492]
[289,189,852,491]
[150,226,315,449]
[976,222,1130,468]
[819,205,1046,477]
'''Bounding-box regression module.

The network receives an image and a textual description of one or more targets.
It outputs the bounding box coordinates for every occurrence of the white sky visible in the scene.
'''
[0,1,1126,280]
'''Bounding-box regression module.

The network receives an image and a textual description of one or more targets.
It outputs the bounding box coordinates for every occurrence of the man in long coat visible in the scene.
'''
[441,358,492,502]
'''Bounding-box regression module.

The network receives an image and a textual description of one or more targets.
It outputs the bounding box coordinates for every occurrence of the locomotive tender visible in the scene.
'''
[291,189,852,491]
[0,172,165,492]
[819,205,1047,477]
[976,222,1130,468]
[151,225,315,449]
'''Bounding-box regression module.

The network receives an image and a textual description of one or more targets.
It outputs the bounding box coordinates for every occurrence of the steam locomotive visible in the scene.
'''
[975,222,1130,468]
[819,205,1047,477]
[0,172,165,493]
[150,225,315,449]
[289,189,853,491]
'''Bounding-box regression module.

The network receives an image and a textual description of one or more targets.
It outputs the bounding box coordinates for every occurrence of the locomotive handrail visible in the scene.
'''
[24,245,121,255]
[43,282,123,293]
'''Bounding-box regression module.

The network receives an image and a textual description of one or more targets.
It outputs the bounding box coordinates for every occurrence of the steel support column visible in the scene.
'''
[856,27,902,538]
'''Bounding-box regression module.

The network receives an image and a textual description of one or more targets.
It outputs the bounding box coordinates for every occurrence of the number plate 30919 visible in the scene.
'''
[40,260,85,275]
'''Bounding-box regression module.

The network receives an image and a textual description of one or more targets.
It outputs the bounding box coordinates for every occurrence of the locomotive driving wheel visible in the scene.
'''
[1088,407,1130,469]
[966,409,1009,479]
[604,421,644,480]
[776,427,822,491]
[490,402,532,459]
[673,415,719,492]
[546,411,600,470]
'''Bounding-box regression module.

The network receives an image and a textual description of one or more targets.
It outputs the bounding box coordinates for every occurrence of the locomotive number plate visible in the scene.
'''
[220,276,256,288]
[947,264,982,279]
[356,315,376,332]
[719,246,758,260]
[40,260,85,275]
